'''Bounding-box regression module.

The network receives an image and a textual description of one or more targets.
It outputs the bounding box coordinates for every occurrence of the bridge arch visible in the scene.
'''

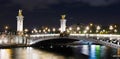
[29,37,79,45]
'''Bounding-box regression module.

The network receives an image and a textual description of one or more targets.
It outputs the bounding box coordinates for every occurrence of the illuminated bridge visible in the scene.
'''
[29,34,120,48]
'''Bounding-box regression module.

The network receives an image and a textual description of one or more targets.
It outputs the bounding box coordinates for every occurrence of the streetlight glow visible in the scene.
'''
[5,26,9,29]
[96,26,101,30]
[109,25,113,30]
[114,29,117,33]
[69,27,72,31]
[90,23,93,26]
[52,28,56,32]
[86,26,90,30]
[77,27,80,30]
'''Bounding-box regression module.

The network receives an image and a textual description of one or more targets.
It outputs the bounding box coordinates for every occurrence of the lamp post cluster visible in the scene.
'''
[0,24,120,35]
[66,24,119,34]
[29,24,120,34]
[31,27,60,34]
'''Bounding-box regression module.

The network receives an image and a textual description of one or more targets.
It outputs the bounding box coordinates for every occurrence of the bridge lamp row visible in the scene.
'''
[68,27,80,31]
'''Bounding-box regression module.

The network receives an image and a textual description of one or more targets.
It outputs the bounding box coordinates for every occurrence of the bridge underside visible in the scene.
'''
[31,38,79,47]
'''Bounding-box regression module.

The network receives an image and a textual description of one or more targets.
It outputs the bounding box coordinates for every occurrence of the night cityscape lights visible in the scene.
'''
[0,23,119,35]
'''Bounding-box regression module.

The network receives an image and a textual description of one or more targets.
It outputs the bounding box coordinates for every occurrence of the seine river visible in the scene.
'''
[0,45,119,59]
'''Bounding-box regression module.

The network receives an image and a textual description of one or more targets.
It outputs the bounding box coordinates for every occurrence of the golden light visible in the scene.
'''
[103,29,105,32]
[43,29,46,33]
[77,27,80,30]
[69,27,72,31]
[45,27,48,30]
[31,30,34,33]
[25,34,29,37]
[35,30,38,33]
[33,28,37,31]
[96,25,101,30]
[39,30,41,33]
[114,25,117,28]
[5,26,9,29]
[109,25,113,30]
[67,29,70,33]
[52,28,56,32]
[58,28,61,31]
[90,30,92,33]
[48,29,51,32]
[24,29,28,32]
[114,29,117,33]
[90,23,93,26]
[83,30,87,34]
[86,26,90,30]
[33,28,38,33]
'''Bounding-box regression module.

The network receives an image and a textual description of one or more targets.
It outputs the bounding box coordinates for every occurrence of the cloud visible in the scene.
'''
[11,0,120,10]
[79,0,120,6]
[11,0,60,10]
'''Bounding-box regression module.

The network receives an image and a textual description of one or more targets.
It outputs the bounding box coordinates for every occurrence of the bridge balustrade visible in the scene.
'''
[28,34,120,48]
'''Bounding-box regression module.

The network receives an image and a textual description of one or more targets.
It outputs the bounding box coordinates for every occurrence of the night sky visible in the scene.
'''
[0,0,120,29]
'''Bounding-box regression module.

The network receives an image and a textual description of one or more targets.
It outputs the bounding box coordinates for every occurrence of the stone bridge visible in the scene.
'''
[29,34,120,48]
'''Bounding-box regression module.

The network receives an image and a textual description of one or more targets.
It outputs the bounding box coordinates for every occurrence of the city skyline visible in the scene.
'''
[0,0,120,29]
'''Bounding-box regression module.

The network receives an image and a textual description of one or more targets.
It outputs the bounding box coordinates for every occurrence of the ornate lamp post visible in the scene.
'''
[109,25,114,34]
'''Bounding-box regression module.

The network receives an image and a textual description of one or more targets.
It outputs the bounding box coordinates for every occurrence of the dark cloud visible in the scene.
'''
[79,0,120,6]
[11,0,60,10]
[11,0,120,10]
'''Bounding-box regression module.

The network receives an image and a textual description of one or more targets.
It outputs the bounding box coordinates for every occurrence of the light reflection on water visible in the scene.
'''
[13,47,65,59]
[0,49,12,59]
[81,45,89,55]
[0,45,118,59]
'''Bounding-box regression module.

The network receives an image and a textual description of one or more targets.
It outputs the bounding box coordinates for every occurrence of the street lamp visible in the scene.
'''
[31,30,34,34]
[52,28,56,32]
[114,25,117,28]
[39,30,41,33]
[24,29,28,33]
[5,26,8,29]
[90,23,93,27]
[77,27,80,31]
[4,26,9,33]
[48,29,51,32]
[69,27,72,31]
[109,25,114,34]
[114,29,117,33]
[86,26,90,30]
[96,25,101,30]
[83,30,87,34]
[109,25,113,30]
[96,25,101,33]
[43,29,46,33]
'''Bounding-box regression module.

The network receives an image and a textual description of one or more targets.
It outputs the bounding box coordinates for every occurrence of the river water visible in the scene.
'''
[0,45,119,59]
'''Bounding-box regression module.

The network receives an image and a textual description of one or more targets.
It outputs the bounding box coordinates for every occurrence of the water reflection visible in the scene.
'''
[0,49,12,59]
[89,45,96,59]
[81,45,89,55]
[13,47,66,59]
[0,45,118,59]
